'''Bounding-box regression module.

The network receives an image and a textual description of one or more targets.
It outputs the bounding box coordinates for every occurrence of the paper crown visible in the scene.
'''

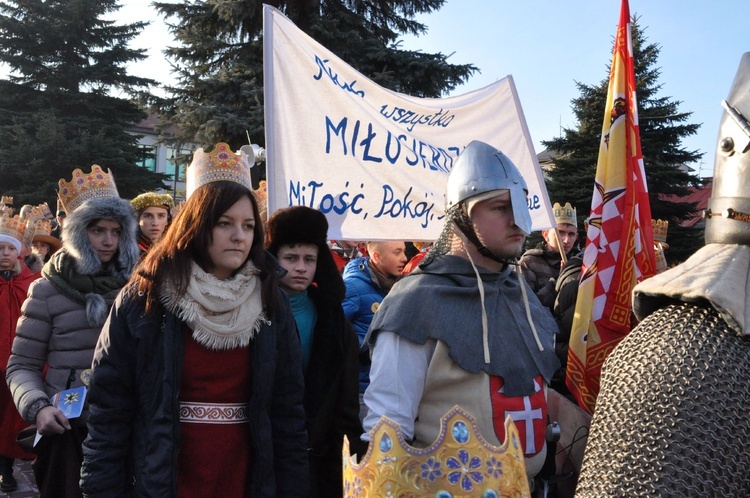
[186,143,252,199]
[0,212,26,246]
[58,165,119,215]
[34,219,52,237]
[652,219,669,244]
[38,202,54,221]
[1,195,13,207]
[130,192,174,212]
[253,180,268,225]
[22,206,46,251]
[31,218,62,252]
[343,406,530,497]
[553,202,577,227]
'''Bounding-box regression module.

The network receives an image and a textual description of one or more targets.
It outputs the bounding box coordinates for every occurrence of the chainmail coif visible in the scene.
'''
[575,301,750,497]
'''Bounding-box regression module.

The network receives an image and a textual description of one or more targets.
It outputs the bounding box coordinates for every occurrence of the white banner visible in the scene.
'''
[263,5,554,241]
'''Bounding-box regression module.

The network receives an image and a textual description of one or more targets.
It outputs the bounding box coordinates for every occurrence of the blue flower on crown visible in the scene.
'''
[446,449,484,492]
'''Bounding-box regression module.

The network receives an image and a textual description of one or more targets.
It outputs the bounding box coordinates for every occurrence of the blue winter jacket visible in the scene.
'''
[342,256,386,393]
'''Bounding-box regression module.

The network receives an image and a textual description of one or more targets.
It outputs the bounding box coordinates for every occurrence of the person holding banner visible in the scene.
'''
[362,140,559,483]
[518,202,580,307]
[80,144,308,497]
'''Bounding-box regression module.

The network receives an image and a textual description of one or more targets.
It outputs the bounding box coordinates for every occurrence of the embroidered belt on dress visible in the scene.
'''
[179,402,249,424]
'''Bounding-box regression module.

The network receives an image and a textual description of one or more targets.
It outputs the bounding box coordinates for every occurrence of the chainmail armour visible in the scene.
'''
[575,301,750,497]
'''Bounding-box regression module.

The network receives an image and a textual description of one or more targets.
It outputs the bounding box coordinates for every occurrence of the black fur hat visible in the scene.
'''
[266,206,344,302]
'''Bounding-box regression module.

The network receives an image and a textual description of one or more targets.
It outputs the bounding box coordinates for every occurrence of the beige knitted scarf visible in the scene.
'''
[161,261,268,350]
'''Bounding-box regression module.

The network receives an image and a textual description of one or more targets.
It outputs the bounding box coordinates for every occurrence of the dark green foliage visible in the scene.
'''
[0,0,169,208]
[542,17,705,263]
[149,0,478,159]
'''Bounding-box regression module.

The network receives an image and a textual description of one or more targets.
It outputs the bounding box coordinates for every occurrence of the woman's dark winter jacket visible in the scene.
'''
[303,285,365,497]
[80,288,309,498]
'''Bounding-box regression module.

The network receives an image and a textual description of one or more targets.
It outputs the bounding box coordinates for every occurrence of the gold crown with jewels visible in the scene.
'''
[58,165,119,215]
[343,406,530,497]
[186,143,252,198]
[553,202,577,228]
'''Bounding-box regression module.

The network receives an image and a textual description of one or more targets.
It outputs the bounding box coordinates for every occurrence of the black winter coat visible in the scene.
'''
[302,285,366,497]
[80,288,309,497]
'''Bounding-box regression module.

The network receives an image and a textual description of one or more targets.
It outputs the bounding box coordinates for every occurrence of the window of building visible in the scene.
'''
[137,145,158,172]
[166,148,191,183]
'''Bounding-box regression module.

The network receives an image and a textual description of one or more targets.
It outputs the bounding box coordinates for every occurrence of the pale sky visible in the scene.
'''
[50,1,750,178]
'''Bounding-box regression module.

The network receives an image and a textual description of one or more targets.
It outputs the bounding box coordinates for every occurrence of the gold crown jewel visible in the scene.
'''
[343,406,530,497]
[553,202,577,228]
[0,212,26,247]
[652,219,669,244]
[58,165,119,215]
[186,143,252,199]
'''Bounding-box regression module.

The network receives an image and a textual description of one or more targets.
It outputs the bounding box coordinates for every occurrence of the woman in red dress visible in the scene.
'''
[81,144,309,497]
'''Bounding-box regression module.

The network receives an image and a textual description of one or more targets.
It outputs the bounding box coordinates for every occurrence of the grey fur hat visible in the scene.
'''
[61,196,139,280]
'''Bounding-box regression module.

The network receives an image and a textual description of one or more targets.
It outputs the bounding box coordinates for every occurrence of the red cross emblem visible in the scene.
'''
[489,375,547,456]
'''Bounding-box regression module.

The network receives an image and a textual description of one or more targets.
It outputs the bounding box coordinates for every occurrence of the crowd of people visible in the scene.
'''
[1,72,748,497]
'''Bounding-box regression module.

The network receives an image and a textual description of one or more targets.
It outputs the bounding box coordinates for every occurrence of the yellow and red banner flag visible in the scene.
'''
[565,0,657,414]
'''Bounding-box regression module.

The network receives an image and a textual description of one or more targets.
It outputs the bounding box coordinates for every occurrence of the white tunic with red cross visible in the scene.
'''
[414,341,549,477]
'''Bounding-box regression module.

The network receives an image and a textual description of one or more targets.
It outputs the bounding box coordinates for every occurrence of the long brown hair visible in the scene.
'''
[134,181,279,315]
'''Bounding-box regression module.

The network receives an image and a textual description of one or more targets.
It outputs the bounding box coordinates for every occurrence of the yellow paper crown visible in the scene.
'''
[130,192,175,212]
[186,143,252,199]
[343,406,530,497]
[553,202,577,227]
[58,165,119,215]
[1,195,13,207]
[652,219,668,244]
[0,212,26,245]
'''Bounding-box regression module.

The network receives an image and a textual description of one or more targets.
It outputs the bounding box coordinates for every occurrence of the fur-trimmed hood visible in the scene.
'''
[62,196,139,279]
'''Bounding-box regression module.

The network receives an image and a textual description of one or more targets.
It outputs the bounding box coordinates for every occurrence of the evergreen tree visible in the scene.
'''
[150,0,477,171]
[542,17,705,263]
[0,0,169,208]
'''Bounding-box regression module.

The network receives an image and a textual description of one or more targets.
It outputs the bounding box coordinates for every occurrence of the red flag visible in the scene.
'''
[565,0,657,414]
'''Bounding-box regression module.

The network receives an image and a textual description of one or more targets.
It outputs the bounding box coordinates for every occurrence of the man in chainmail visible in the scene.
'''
[575,53,750,497]
[361,140,560,482]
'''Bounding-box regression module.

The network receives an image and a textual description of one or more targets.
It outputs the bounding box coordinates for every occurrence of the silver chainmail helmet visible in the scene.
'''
[426,140,531,264]
[705,51,750,245]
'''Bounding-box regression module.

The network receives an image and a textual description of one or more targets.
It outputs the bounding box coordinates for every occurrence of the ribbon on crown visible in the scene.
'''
[343,406,530,497]
[186,143,253,199]
[57,165,119,215]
